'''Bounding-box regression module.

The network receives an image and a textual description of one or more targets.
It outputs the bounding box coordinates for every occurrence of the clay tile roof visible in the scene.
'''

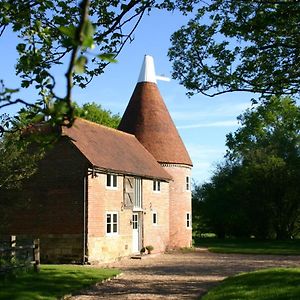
[118,56,193,166]
[62,118,171,181]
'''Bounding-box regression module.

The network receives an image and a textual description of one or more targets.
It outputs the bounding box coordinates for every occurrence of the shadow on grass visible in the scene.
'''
[0,265,120,300]
[202,268,300,300]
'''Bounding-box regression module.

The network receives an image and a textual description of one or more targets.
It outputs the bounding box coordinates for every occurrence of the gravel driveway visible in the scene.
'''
[70,249,300,300]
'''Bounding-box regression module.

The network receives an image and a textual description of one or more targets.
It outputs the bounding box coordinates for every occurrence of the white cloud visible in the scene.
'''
[170,102,251,122]
[177,120,238,129]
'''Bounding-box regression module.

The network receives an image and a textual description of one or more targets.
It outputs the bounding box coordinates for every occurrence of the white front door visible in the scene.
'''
[132,213,140,253]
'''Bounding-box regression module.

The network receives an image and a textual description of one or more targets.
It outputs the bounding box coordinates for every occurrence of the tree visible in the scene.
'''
[192,97,300,239]
[0,0,200,134]
[168,0,300,98]
[226,96,300,239]
[0,101,120,190]
[0,107,60,191]
[74,102,120,128]
[193,162,252,239]
[0,0,158,133]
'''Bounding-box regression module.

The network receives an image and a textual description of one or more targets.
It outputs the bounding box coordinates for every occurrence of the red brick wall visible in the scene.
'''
[142,179,170,253]
[87,173,133,263]
[87,175,171,262]
[163,164,192,248]
[0,137,89,262]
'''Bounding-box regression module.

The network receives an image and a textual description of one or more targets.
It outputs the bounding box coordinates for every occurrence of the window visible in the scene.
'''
[152,212,158,225]
[153,180,160,192]
[106,174,117,188]
[132,213,138,229]
[106,212,118,235]
[186,212,191,228]
[134,178,142,209]
[186,176,190,191]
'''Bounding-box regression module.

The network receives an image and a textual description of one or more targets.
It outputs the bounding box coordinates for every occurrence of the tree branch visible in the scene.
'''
[97,0,152,40]
[0,25,7,37]
[0,99,40,110]
[65,0,90,126]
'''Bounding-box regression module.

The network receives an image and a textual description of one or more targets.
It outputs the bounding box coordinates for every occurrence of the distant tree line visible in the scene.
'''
[193,97,300,240]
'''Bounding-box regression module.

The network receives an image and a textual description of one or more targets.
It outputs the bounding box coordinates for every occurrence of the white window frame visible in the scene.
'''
[186,212,192,229]
[106,212,118,236]
[106,174,118,189]
[153,180,161,192]
[186,176,190,191]
[152,211,158,225]
[133,178,142,209]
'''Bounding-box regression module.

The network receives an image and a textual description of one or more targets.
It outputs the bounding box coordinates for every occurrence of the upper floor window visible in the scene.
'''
[107,174,117,189]
[186,176,190,191]
[153,180,161,192]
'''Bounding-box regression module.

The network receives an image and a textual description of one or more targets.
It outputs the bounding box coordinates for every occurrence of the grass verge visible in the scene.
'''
[0,264,120,300]
[195,238,300,255]
[201,267,300,300]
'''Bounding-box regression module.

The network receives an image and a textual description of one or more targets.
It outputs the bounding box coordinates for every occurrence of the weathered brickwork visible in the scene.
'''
[86,174,170,262]
[87,173,133,263]
[142,179,170,253]
[0,138,88,263]
[163,165,192,248]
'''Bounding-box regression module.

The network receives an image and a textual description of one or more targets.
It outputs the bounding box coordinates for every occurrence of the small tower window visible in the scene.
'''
[186,176,190,191]
[152,212,158,225]
[186,212,192,228]
[153,180,161,192]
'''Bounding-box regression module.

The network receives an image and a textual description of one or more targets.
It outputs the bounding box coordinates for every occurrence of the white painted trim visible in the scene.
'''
[106,211,119,236]
[153,180,161,192]
[137,55,157,83]
[106,174,118,190]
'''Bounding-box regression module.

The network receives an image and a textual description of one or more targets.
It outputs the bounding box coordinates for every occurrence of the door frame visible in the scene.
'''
[132,212,142,253]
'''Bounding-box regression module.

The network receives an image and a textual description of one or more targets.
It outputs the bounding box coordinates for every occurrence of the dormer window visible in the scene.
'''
[106,174,117,189]
[153,180,160,192]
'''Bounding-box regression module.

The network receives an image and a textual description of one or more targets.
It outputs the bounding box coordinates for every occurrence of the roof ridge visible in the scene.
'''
[73,117,136,138]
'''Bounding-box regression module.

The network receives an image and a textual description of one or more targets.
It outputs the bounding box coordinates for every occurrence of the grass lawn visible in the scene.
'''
[0,264,120,300]
[195,238,300,255]
[202,267,300,300]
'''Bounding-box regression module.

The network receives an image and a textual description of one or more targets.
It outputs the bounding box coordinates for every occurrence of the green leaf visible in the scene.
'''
[16,43,26,52]
[5,88,19,94]
[59,25,76,39]
[21,80,30,88]
[82,20,95,49]
[97,53,117,63]
[74,56,87,74]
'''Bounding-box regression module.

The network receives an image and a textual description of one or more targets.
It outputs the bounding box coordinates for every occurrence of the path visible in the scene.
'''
[70,249,300,300]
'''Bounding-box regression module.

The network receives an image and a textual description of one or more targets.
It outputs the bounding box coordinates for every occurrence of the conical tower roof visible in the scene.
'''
[118,55,192,166]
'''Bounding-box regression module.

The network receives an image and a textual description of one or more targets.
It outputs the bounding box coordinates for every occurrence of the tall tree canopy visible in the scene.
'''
[193,97,300,239]
[169,0,300,98]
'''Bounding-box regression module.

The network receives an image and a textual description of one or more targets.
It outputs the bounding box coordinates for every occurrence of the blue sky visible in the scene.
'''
[0,8,255,184]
